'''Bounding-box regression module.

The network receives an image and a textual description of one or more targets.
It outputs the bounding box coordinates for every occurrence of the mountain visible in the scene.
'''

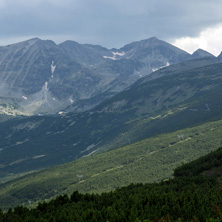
[190,48,215,59]
[0,58,222,182]
[59,40,111,65]
[119,37,189,62]
[0,37,211,115]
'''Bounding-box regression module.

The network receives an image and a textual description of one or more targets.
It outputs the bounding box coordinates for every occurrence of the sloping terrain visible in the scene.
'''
[0,59,222,183]
[0,119,222,209]
[1,145,222,221]
[0,37,214,115]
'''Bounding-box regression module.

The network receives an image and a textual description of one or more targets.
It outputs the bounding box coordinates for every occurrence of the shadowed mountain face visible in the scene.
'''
[0,58,221,180]
[1,37,215,115]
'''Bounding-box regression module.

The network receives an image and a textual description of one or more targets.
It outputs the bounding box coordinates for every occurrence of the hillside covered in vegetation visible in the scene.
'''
[1,147,222,221]
[0,119,222,210]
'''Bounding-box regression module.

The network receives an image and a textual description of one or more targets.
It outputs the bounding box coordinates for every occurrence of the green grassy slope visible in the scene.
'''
[1,147,222,221]
[0,119,222,209]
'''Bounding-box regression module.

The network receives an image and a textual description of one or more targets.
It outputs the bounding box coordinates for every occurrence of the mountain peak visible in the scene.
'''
[59,40,80,47]
[120,36,189,64]
[147,36,158,41]
[191,49,215,59]
[135,36,161,46]
[1,37,40,48]
[121,37,188,54]
[2,38,57,49]
[28,37,41,42]
[140,37,162,46]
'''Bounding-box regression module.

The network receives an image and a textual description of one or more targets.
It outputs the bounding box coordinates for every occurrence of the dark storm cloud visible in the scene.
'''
[0,0,222,48]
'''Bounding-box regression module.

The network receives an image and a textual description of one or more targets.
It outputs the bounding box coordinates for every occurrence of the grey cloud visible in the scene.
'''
[0,0,222,48]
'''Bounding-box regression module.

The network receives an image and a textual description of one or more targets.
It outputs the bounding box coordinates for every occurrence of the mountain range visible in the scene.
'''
[0,37,217,115]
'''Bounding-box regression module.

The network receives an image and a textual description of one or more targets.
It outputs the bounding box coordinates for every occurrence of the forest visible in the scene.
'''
[1,147,222,221]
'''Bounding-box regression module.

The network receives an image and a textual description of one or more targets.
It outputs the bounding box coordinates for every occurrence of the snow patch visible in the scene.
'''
[45,82,49,91]
[22,96,28,100]
[81,141,102,154]
[152,62,170,72]
[103,51,125,60]
[52,97,56,101]
[137,71,142,77]
[84,148,100,157]
[32,155,45,159]
[103,56,117,60]
[16,139,29,145]
[112,51,125,56]
[51,61,56,77]
[152,68,159,72]
[81,143,96,153]
[70,97,74,103]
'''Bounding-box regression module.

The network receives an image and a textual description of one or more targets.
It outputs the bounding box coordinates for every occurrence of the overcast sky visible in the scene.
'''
[0,0,222,55]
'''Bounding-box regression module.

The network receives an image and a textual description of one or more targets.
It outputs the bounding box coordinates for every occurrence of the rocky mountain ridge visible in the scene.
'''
[0,37,218,115]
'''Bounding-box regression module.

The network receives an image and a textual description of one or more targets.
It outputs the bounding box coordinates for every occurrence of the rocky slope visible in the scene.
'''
[0,37,214,115]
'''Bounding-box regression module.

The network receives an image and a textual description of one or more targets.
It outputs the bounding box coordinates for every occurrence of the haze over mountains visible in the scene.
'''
[0,37,219,115]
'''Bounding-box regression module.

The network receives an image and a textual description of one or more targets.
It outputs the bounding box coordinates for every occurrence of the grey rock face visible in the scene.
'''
[0,37,213,115]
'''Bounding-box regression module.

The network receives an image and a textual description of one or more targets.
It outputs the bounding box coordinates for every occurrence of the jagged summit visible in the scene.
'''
[120,37,161,51]
[119,36,190,65]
